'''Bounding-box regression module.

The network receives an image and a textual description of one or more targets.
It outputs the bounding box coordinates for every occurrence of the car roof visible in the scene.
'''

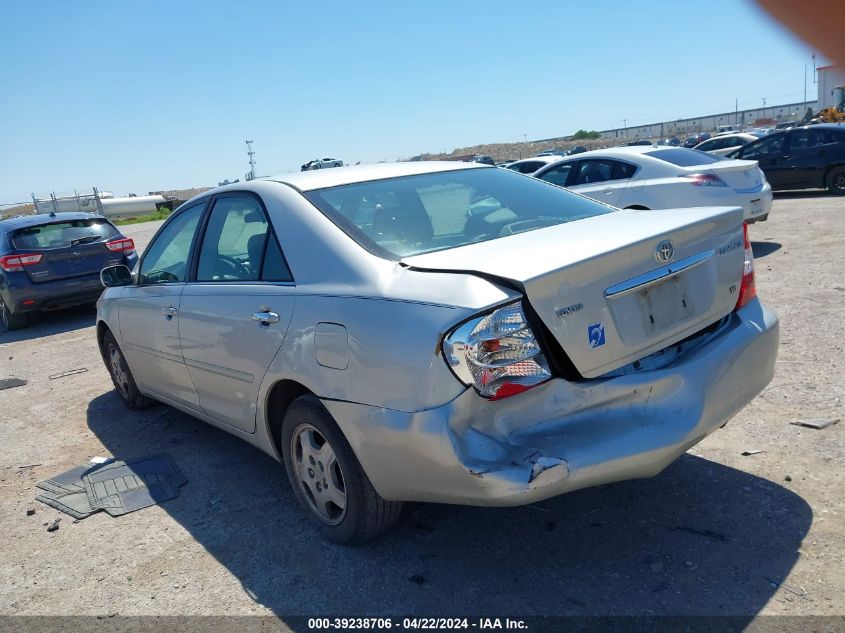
[508,156,561,165]
[265,161,486,192]
[0,211,106,231]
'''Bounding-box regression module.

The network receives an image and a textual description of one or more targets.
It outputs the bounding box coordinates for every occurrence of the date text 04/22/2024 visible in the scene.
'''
[307,618,528,630]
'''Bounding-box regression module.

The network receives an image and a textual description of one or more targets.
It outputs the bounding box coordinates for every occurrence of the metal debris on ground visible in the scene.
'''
[48,368,88,380]
[46,518,61,532]
[35,454,187,520]
[741,449,766,456]
[790,418,840,430]
[0,378,27,391]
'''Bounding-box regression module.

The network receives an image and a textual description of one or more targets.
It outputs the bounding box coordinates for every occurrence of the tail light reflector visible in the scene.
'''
[443,301,551,400]
[105,237,135,254]
[681,173,727,187]
[0,253,43,272]
[735,222,756,310]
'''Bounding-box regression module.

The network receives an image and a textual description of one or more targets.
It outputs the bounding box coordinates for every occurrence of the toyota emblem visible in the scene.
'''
[655,240,674,263]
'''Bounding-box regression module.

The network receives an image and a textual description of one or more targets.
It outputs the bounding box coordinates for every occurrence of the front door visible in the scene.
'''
[119,202,207,409]
[178,193,295,432]
[739,134,789,189]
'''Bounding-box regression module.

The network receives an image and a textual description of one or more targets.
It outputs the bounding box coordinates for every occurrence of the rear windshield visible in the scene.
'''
[645,148,725,167]
[303,167,613,258]
[11,218,119,250]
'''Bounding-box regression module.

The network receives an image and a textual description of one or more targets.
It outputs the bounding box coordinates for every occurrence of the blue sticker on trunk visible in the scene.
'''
[588,322,606,348]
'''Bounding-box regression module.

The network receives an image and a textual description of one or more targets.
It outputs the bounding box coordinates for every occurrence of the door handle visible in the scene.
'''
[252,311,280,325]
[161,306,177,319]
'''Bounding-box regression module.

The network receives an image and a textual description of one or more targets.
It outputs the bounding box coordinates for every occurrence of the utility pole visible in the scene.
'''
[245,140,256,181]
[735,98,739,126]
[623,119,627,137]
[762,98,767,120]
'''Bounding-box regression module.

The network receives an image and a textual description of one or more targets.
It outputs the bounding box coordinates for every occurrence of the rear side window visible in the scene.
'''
[508,161,545,174]
[644,148,724,167]
[11,218,118,250]
[789,128,831,150]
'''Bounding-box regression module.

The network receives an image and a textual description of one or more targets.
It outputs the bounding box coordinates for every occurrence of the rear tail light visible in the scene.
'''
[735,222,756,310]
[681,173,727,187]
[442,301,551,400]
[105,237,135,254]
[0,253,43,272]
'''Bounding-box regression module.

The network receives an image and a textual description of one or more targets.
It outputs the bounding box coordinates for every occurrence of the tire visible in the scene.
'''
[0,297,27,331]
[826,166,845,195]
[281,394,402,545]
[103,330,153,409]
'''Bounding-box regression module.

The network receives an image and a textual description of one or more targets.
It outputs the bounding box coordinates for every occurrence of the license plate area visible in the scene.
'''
[637,276,694,332]
[750,198,762,214]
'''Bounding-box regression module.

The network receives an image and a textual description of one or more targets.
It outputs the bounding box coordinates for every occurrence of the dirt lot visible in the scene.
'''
[1,193,843,623]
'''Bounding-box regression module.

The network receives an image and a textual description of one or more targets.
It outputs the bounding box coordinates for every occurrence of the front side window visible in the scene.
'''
[304,167,613,258]
[11,218,119,250]
[538,163,573,186]
[738,135,786,160]
[139,203,205,284]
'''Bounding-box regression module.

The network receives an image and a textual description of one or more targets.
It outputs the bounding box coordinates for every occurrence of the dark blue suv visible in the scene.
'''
[0,212,138,331]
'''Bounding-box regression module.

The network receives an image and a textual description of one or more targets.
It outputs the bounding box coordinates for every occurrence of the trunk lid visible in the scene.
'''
[22,241,123,282]
[688,158,763,191]
[402,206,746,378]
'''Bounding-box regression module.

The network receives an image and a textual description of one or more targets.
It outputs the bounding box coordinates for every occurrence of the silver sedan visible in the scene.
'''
[97,162,779,544]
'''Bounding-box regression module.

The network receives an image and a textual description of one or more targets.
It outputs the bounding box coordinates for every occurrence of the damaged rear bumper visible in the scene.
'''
[323,298,779,506]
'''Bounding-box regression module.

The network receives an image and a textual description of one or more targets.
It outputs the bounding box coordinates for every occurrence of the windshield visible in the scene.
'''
[11,218,119,250]
[304,167,614,258]
[645,148,725,167]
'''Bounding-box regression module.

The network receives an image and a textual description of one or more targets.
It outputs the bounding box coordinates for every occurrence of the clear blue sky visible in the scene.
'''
[0,0,818,203]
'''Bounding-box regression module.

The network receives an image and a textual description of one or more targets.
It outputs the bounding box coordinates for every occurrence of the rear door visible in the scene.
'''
[119,202,206,409]
[567,159,635,207]
[737,134,789,188]
[178,193,295,433]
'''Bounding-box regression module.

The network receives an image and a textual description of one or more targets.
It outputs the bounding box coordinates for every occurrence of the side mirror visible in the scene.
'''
[101,265,133,288]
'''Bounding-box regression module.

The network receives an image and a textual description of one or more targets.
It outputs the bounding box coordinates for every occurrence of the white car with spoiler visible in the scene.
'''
[532,146,773,223]
[96,162,779,543]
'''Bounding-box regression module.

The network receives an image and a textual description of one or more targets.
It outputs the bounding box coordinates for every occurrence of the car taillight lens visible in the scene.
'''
[105,237,135,254]
[735,222,756,310]
[0,253,43,272]
[681,173,727,187]
[442,301,552,400]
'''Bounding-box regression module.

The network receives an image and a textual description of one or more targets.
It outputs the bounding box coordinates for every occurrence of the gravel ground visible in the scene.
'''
[0,193,843,623]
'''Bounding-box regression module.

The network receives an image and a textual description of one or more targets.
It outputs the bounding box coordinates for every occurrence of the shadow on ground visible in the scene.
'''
[87,391,811,623]
[772,189,833,199]
[0,305,96,344]
[751,241,783,258]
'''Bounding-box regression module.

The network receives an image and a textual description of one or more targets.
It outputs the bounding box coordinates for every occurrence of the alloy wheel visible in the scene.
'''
[291,423,347,525]
[108,344,131,400]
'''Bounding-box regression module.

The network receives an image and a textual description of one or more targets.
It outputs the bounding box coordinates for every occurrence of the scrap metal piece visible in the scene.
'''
[0,378,27,391]
[790,418,840,430]
[741,449,765,456]
[48,368,88,380]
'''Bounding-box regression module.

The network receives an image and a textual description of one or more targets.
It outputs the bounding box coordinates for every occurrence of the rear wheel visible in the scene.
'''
[281,394,402,544]
[827,166,845,195]
[0,298,27,331]
[103,330,152,409]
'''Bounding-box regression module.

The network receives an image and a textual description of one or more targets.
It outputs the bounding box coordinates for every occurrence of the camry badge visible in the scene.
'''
[655,240,674,263]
